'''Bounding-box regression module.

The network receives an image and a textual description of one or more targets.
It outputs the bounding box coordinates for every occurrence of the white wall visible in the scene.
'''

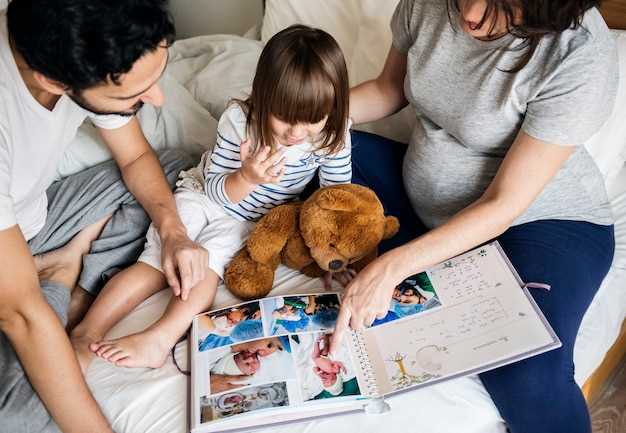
[168,0,264,38]
[0,0,262,37]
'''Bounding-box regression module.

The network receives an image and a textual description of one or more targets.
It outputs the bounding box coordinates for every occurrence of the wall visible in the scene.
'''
[0,0,263,36]
[168,0,264,38]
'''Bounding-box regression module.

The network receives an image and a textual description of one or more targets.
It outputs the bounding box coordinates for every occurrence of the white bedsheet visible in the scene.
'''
[81,34,626,433]
[85,172,625,433]
[86,175,626,433]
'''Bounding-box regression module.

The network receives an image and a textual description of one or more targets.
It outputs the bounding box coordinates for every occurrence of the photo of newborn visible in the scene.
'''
[197,302,264,351]
[200,382,290,423]
[207,336,295,395]
[290,332,361,401]
[262,294,341,336]
[372,272,441,327]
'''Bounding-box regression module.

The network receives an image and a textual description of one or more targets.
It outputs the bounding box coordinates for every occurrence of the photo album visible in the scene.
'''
[189,242,561,433]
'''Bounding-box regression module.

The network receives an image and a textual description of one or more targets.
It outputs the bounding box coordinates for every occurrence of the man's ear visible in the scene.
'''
[32,71,67,96]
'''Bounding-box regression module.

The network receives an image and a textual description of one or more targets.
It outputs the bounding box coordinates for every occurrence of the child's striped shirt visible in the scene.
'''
[196,104,352,222]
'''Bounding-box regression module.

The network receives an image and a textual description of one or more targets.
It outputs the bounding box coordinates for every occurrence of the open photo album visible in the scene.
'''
[189,242,561,433]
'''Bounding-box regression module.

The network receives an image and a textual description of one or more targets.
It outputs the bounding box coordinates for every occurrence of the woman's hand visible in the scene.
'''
[330,254,403,355]
[238,139,286,185]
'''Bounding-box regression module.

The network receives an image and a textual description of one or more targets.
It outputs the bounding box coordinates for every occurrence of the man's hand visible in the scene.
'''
[98,119,209,301]
[159,222,208,301]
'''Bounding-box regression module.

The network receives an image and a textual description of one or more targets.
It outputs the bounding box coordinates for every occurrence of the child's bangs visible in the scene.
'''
[269,65,335,125]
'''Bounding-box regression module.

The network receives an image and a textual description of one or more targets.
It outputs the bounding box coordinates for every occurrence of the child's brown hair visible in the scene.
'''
[239,24,349,155]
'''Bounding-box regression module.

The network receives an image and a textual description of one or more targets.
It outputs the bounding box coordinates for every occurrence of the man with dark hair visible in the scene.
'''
[0,1,210,432]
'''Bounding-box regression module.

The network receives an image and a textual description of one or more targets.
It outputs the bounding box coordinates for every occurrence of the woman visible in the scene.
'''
[331,1,617,432]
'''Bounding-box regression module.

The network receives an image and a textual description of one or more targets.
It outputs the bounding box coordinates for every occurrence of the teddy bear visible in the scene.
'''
[224,184,400,300]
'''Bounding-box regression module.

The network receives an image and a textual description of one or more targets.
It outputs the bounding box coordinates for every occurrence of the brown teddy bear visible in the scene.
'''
[224,184,400,300]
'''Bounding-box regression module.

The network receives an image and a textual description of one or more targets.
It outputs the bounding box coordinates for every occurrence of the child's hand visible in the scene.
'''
[323,268,357,290]
[239,139,286,185]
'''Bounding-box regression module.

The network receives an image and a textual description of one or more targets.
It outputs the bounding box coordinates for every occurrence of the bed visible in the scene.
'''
[49,1,626,432]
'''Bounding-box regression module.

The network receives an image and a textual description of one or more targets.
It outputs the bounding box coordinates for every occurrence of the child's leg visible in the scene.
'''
[91,197,254,369]
[71,262,166,372]
[91,268,219,369]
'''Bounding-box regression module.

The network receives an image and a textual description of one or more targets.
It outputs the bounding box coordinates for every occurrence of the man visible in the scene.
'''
[0,1,209,432]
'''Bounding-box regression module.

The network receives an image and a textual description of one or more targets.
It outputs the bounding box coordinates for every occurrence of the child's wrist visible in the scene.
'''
[236,169,257,187]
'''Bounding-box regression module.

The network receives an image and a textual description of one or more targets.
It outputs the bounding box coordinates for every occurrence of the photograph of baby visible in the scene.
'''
[290,332,361,401]
[200,382,290,423]
[197,302,263,351]
[262,294,341,336]
[372,272,442,327]
[207,336,295,395]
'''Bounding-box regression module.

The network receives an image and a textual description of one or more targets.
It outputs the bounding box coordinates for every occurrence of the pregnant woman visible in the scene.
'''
[332,1,618,432]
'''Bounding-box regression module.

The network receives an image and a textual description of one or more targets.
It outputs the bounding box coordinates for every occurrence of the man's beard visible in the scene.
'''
[68,92,144,117]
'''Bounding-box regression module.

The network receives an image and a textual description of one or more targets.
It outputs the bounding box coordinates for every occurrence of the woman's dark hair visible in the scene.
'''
[7,0,175,92]
[447,0,600,72]
[237,24,350,155]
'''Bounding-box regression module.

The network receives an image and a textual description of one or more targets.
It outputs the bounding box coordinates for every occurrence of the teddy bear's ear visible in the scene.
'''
[383,216,400,240]
[316,188,360,212]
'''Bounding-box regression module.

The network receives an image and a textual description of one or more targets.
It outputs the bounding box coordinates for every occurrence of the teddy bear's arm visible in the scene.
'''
[247,203,301,265]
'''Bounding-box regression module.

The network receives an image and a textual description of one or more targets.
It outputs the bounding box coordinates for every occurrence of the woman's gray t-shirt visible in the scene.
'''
[391,0,618,229]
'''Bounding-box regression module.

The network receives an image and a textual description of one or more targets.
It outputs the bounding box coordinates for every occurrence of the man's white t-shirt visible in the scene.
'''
[0,11,131,240]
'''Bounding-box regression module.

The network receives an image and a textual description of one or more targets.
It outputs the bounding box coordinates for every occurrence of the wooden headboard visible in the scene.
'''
[601,0,626,29]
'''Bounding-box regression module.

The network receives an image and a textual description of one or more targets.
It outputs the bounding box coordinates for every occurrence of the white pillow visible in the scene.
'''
[584,30,626,192]
[262,0,361,63]
[262,0,413,144]
[56,35,263,179]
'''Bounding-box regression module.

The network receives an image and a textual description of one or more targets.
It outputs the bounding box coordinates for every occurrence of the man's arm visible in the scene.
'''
[97,118,207,300]
[0,226,113,433]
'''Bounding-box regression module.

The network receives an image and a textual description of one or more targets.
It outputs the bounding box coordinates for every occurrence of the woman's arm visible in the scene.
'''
[350,46,409,125]
[331,131,575,353]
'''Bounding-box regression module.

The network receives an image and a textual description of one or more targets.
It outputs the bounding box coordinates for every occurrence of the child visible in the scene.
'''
[71,24,351,371]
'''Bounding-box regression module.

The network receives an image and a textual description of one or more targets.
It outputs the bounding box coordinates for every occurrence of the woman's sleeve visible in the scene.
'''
[203,105,247,205]
[390,0,418,54]
[521,35,619,146]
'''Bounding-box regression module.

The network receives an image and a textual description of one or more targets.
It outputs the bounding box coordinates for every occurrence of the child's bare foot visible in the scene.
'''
[91,330,171,369]
[70,330,101,374]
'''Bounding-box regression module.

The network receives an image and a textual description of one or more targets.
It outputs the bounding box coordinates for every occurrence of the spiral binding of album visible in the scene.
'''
[349,329,391,414]
[349,329,379,396]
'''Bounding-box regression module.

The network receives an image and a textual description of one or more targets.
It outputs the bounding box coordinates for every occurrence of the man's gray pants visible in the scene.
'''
[0,149,193,433]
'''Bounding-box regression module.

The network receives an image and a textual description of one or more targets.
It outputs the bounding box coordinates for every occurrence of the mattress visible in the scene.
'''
[86,165,626,433]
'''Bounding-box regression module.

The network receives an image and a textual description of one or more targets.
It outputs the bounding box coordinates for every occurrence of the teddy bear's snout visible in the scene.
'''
[328,259,345,271]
